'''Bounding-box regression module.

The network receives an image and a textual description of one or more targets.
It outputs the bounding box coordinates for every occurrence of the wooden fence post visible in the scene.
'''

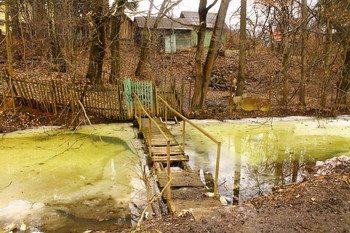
[187,80,192,114]
[50,80,57,115]
[214,141,222,197]
[182,120,186,152]
[166,140,171,206]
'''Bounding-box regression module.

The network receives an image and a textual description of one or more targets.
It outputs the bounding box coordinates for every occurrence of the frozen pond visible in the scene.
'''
[1,117,350,231]
[170,116,350,203]
[0,124,145,232]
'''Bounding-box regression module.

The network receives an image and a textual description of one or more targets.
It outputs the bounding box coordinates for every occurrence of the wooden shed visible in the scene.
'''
[108,14,135,44]
[134,11,227,53]
[0,2,5,35]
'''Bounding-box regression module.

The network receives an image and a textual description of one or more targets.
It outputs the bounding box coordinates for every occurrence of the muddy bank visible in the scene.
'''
[118,156,350,233]
[0,101,346,134]
[0,103,116,133]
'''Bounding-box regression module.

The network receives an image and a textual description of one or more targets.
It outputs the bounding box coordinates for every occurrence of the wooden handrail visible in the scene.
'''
[157,95,222,197]
[133,94,170,142]
[133,93,172,204]
[157,96,220,144]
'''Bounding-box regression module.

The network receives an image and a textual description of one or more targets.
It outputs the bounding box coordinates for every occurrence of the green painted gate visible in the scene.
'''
[123,78,154,114]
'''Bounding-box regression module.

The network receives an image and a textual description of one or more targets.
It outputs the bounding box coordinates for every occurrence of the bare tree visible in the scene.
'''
[192,0,230,110]
[85,0,108,87]
[110,0,127,84]
[299,0,307,105]
[109,0,138,84]
[134,0,182,77]
[236,0,247,96]
[47,0,66,72]
[191,0,219,110]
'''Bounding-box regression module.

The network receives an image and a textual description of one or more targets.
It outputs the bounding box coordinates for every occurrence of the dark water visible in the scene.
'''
[170,117,350,203]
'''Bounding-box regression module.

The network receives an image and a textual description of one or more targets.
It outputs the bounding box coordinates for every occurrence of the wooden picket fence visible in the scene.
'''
[0,76,183,121]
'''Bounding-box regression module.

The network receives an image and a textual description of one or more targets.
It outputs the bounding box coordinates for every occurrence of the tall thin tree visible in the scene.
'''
[192,0,231,109]
[5,0,15,110]
[110,0,127,84]
[191,0,218,110]
[47,0,66,72]
[236,0,247,96]
[299,0,307,105]
[86,0,107,86]
[134,0,182,77]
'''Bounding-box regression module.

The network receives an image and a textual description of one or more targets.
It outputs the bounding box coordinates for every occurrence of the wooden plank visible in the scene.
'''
[150,155,189,162]
[140,118,180,147]
[156,170,203,188]
[147,140,179,146]
[151,146,184,155]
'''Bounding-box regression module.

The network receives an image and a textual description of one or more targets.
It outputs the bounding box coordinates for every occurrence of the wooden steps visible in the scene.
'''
[150,145,184,156]
[150,155,189,162]
[156,170,203,188]
[137,115,221,213]
[164,188,220,212]
[140,118,179,147]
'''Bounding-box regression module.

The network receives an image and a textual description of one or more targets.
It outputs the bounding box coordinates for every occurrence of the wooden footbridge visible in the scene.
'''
[133,92,222,213]
[1,75,223,213]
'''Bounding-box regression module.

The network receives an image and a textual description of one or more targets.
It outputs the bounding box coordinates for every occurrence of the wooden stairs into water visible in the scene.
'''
[138,118,221,213]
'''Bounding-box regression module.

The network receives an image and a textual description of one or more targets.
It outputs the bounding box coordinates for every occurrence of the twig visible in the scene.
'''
[0,181,12,191]
[77,100,95,130]
[137,177,173,228]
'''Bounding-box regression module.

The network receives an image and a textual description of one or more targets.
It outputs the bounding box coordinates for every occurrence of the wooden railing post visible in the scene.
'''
[157,95,222,199]
[214,141,221,197]
[148,118,152,155]
[165,107,168,126]
[187,80,192,115]
[180,79,184,114]
[182,120,186,152]
[166,140,171,204]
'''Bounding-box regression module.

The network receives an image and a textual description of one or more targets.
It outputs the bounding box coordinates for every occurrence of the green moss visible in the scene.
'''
[0,124,138,207]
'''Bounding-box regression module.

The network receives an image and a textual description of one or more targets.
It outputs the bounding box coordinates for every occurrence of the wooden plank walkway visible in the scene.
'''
[139,118,188,163]
[137,117,221,213]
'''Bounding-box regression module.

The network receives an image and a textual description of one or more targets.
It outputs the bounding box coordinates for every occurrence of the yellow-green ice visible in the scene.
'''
[170,116,350,202]
[0,124,140,208]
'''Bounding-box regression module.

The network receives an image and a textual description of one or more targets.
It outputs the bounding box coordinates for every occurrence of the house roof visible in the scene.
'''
[134,16,192,30]
[134,11,228,30]
[179,11,218,29]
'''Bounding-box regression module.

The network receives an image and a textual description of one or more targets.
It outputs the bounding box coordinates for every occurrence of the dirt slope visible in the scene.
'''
[123,169,350,233]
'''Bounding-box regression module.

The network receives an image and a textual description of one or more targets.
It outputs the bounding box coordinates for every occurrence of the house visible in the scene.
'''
[119,14,135,42]
[0,1,32,37]
[179,11,220,48]
[0,2,5,35]
[134,11,227,53]
[109,14,135,44]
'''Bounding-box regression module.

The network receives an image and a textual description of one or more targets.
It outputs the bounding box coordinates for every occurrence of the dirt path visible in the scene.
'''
[122,168,350,233]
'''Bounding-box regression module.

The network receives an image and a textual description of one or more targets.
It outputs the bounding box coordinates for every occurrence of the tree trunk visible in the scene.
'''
[320,21,332,107]
[281,5,290,106]
[299,0,307,105]
[86,0,106,87]
[110,0,126,84]
[5,0,14,77]
[236,0,247,96]
[200,0,230,109]
[5,0,16,110]
[191,0,208,110]
[135,0,161,77]
[9,0,20,38]
[47,0,66,72]
[135,0,181,77]
[335,48,350,105]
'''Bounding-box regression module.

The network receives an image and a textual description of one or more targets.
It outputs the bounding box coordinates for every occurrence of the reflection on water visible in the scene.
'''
[0,124,142,232]
[171,117,350,204]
